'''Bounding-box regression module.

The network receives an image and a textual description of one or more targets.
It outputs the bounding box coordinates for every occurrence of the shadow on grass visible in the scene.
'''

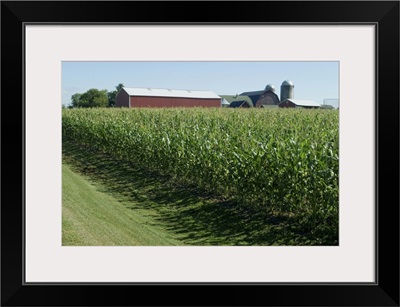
[63,141,336,246]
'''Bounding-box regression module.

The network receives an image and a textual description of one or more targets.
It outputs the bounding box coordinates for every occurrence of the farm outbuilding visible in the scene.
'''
[228,100,252,108]
[239,83,281,107]
[223,80,330,109]
[239,89,265,105]
[115,87,222,108]
[221,98,231,107]
[254,90,280,107]
[279,99,321,109]
[220,95,254,108]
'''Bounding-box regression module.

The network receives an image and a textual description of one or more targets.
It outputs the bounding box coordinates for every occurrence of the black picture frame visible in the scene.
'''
[1,1,399,306]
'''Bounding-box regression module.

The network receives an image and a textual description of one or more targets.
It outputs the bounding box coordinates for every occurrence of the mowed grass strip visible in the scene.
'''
[62,163,182,246]
[63,142,335,245]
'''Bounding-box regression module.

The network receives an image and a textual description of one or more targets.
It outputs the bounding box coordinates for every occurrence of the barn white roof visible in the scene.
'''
[283,99,321,107]
[123,87,221,99]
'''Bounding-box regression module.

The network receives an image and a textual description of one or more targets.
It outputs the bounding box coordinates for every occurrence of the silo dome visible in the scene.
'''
[265,84,275,92]
[282,80,294,86]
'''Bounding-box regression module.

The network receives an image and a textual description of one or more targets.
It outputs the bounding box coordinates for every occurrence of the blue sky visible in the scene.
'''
[62,61,339,108]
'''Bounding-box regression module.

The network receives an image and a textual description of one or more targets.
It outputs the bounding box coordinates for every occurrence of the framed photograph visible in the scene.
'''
[2,1,399,306]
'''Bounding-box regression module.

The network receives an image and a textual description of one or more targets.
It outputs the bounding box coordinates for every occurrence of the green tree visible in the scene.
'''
[71,93,82,107]
[107,83,124,107]
[71,89,109,108]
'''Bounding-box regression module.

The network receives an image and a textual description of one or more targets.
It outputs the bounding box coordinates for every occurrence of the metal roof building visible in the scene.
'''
[115,87,221,108]
[238,90,265,104]
[228,100,252,108]
[220,95,254,107]
[239,83,280,107]
[255,90,280,107]
[279,99,321,109]
[221,98,231,107]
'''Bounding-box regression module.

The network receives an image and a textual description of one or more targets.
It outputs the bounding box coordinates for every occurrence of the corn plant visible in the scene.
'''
[63,107,339,236]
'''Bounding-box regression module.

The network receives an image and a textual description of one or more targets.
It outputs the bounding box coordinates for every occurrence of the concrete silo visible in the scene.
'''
[280,80,294,102]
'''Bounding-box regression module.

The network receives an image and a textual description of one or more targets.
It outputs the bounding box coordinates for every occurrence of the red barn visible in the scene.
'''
[115,87,221,108]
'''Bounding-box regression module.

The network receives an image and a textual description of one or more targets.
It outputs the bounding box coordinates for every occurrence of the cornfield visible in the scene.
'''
[63,108,339,237]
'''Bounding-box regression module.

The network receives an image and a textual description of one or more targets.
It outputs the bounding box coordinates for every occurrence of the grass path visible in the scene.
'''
[63,163,182,245]
[63,142,331,246]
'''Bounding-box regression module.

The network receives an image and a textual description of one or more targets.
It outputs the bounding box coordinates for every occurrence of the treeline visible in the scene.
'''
[66,83,124,108]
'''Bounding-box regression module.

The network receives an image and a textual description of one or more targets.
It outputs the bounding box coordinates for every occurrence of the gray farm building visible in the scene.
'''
[220,95,254,108]
[279,99,321,109]
[115,87,222,108]
[237,83,280,107]
[229,100,253,108]
[224,80,320,109]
